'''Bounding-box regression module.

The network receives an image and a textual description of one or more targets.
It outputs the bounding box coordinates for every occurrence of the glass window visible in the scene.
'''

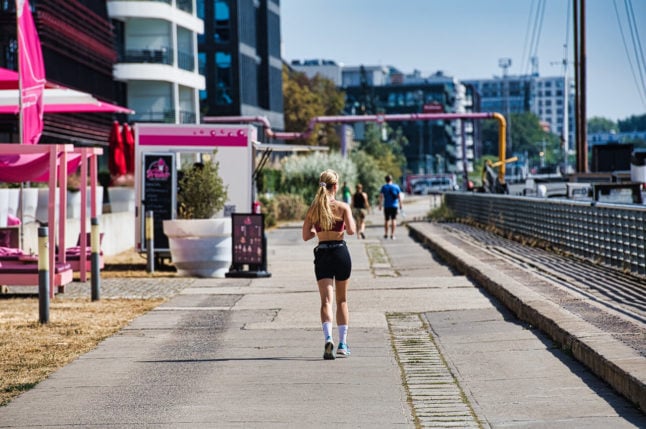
[215,52,233,105]
[196,0,204,18]
[215,0,230,43]
[198,52,206,75]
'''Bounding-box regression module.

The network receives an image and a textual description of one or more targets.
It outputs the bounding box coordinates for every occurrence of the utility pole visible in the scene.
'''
[573,0,588,173]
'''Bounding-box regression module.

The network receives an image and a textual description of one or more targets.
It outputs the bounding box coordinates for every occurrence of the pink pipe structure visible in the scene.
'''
[203,112,507,182]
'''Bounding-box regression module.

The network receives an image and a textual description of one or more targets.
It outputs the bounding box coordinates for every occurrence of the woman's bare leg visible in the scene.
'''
[334,279,349,326]
[318,278,334,324]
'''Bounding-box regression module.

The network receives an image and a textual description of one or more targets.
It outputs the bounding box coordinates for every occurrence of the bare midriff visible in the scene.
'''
[317,230,344,242]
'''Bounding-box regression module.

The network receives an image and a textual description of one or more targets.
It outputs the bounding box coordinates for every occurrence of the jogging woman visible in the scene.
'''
[302,169,356,360]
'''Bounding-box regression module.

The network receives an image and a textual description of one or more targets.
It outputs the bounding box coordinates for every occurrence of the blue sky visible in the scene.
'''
[280,0,646,122]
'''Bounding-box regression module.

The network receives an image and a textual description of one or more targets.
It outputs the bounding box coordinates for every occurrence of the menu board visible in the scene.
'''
[231,213,264,265]
[141,153,175,251]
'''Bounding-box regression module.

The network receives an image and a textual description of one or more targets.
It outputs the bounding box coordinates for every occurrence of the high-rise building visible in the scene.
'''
[464,75,574,151]
[197,0,283,131]
[290,60,472,176]
[108,0,204,124]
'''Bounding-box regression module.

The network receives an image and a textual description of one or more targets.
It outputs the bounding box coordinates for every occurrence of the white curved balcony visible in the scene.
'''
[107,1,203,33]
[114,63,205,90]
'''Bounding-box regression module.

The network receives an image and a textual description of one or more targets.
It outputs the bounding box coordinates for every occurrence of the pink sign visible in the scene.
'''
[138,125,250,147]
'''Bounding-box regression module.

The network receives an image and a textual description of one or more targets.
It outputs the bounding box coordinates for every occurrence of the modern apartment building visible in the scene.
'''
[198,0,283,131]
[107,0,204,124]
[464,74,575,151]
[290,59,474,176]
[0,0,120,144]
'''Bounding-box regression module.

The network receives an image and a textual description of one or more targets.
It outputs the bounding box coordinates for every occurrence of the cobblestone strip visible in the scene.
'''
[366,242,398,277]
[59,278,196,299]
[388,312,482,429]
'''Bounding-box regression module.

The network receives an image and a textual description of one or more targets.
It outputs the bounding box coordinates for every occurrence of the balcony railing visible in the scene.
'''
[132,110,176,123]
[107,0,191,11]
[176,0,192,13]
[132,110,196,124]
[107,0,172,4]
[120,48,173,65]
[177,50,195,72]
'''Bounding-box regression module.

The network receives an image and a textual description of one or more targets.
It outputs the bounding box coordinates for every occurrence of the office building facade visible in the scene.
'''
[108,0,204,124]
[198,0,283,131]
[290,59,474,176]
[465,75,574,151]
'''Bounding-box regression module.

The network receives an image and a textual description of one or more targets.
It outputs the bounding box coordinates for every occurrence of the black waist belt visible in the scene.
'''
[316,241,345,249]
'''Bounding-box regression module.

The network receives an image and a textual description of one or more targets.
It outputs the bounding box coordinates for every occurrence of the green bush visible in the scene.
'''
[177,152,228,219]
[259,193,308,229]
[281,152,357,203]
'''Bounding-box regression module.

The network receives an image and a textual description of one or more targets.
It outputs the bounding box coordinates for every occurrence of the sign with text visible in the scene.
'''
[141,153,175,251]
[227,213,270,278]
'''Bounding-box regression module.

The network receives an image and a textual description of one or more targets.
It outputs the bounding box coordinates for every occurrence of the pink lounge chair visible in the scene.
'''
[0,259,73,294]
[65,232,105,272]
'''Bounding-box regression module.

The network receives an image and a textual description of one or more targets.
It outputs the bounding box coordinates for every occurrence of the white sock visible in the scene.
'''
[338,325,348,344]
[322,322,333,341]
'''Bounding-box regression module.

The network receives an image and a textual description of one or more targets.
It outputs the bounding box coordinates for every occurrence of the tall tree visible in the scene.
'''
[282,65,345,148]
[355,123,407,181]
[588,116,618,133]
[618,114,646,132]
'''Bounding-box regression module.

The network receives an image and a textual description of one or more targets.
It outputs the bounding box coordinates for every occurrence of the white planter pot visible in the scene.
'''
[108,187,135,213]
[0,190,8,227]
[5,189,20,218]
[163,218,232,278]
[36,188,59,224]
[67,187,104,219]
[20,188,39,224]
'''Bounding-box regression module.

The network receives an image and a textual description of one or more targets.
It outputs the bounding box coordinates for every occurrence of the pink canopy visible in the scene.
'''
[0,67,134,114]
[0,151,82,182]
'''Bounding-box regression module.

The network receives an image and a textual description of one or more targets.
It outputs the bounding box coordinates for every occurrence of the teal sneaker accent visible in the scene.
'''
[337,342,351,357]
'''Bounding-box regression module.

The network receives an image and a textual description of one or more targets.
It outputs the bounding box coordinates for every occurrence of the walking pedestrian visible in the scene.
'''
[351,183,370,239]
[341,181,352,204]
[302,169,356,360]
[378,174,403,239]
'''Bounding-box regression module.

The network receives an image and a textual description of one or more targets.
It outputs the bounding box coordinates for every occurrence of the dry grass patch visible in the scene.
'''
[0,297,164,406]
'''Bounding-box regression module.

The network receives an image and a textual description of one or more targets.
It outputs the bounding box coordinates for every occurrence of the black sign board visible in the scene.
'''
[226,213,271,278]
[141,153,175,251]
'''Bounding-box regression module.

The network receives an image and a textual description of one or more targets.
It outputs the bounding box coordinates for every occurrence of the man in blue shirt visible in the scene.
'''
[378,174,403,239]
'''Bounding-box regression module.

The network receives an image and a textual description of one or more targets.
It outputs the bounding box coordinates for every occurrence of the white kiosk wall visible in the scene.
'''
[134,123,256,254]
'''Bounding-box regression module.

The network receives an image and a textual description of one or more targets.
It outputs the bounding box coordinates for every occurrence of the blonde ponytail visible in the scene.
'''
[306,169,339,231]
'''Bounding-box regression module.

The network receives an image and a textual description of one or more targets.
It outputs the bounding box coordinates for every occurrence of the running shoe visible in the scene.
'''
[323,337,335,360]
[360,232,366,239]
[337,342,351,357]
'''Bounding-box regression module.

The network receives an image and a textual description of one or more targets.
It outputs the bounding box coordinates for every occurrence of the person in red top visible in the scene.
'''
[302,169,356,360]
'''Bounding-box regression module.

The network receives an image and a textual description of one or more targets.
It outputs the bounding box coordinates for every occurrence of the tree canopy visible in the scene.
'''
[282,65,345,148]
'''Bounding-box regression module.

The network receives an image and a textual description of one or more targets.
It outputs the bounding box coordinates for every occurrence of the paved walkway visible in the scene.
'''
[1,196,645,428]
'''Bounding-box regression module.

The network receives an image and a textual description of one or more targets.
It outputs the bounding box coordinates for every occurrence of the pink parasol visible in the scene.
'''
[108,120,126,178]
[122,122,135,174]
[0,67,134,114]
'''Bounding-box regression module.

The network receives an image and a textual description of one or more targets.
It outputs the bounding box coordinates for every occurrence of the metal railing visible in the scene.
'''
[120,48,173,65]
[444,192,646,276]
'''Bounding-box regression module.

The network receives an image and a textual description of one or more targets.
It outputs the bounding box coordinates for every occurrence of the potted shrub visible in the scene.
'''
[163,152,231,278]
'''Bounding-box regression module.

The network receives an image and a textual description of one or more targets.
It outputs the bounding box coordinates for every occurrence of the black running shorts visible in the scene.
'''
[313,241,352,281]
[384,207,398,221]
